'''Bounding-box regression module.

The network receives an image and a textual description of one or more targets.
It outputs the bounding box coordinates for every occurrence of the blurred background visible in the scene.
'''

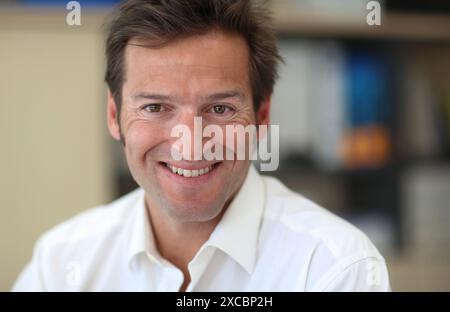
[1,0,450,291]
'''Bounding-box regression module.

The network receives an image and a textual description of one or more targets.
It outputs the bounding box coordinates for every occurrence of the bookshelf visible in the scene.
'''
[266,5,450,286]
[273,11,450,41]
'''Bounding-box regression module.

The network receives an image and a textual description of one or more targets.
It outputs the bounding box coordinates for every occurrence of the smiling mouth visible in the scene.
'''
[159,162,221,178]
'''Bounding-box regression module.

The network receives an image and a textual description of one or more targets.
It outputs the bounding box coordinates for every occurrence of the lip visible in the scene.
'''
[158,161,222,185]
[161,161,221,171]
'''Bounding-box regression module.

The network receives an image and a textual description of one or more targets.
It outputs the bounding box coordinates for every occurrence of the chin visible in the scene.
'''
[164,198,225,223]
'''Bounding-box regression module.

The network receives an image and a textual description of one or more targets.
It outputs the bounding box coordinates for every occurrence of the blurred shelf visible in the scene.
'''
[2,6,450,42]
[274,10,450,41]
[0,7,108,30]
[386,246,450,291]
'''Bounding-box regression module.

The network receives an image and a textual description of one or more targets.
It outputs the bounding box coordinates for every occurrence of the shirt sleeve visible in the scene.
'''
[312,257,391,292]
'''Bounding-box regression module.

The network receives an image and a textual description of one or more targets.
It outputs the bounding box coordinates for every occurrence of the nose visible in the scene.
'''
[173,109,204,161]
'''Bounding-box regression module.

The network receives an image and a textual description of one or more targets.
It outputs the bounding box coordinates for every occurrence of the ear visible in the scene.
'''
[256,96,271,141]
[256,96,271,126]
[107,90,121,141]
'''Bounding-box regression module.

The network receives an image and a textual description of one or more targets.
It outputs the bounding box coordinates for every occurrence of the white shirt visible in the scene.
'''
[12,165,390,291]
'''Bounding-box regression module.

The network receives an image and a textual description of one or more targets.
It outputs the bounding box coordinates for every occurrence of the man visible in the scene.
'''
[13,0,390,291]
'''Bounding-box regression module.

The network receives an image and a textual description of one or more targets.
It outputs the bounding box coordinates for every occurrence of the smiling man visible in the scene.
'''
[13,0,390,292]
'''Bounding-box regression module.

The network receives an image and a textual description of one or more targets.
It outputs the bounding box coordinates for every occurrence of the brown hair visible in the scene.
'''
[104,0,282,114]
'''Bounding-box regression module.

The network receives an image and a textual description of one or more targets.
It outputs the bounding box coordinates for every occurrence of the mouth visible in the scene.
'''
[158,161,222,179]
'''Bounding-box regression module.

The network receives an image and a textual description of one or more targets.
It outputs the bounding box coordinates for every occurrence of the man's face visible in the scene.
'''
[108,30,267,223]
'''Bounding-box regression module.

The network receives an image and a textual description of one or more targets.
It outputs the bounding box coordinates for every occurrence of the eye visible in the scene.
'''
[143,104,164,113]
[210,105,232,115]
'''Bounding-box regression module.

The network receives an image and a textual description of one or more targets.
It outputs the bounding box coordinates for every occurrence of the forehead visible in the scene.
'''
[123,30,251,93]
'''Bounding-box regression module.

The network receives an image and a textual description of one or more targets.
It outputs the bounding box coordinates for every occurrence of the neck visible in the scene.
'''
[145,199,226,274]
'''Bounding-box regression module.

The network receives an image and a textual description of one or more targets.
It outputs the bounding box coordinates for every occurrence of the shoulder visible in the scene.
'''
[35,188,143,257]
[261,175,380,256]
[259,175,390,291]
[12,188,145,291]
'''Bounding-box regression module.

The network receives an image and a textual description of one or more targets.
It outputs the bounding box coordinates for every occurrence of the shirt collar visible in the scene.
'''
[127,164,266,274]
[205,165,265,274]
[127,189,161,269]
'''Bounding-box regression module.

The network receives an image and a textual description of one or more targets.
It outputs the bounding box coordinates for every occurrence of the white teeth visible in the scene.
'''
[165,163,215,178]
[183,169,192,177]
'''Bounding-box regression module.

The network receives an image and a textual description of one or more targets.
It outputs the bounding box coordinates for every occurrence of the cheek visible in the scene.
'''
[124,122,164,162]
[220,121,257,158]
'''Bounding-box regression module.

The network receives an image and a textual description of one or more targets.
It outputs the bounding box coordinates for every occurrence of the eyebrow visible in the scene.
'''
[203,91,245,102]
[132,92,174,101]
[132,91,245,102]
